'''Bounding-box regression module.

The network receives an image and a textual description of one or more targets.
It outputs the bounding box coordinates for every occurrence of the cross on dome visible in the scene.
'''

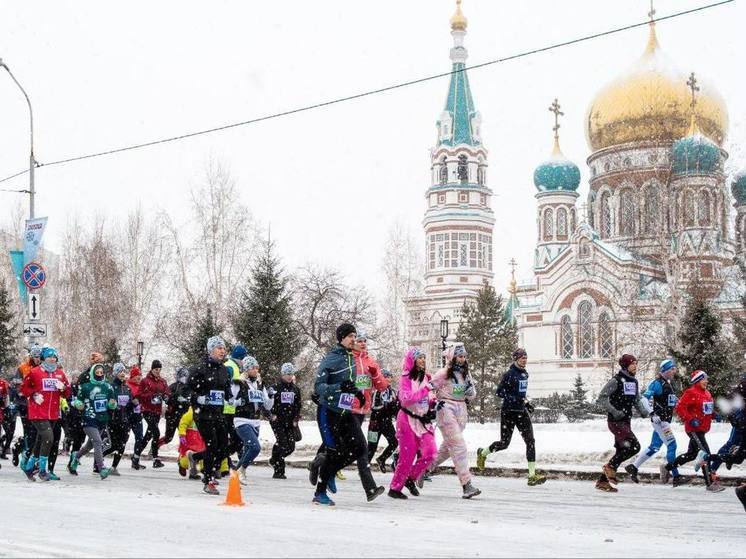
[648,0,656,22]
[549,98,564,142]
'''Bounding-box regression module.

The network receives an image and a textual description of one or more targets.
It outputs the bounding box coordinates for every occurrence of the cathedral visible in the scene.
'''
[406,2,746,396]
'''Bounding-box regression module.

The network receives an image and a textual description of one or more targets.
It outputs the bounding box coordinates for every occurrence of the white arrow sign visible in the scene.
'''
[28,293,41,320]
[23,323,48,337]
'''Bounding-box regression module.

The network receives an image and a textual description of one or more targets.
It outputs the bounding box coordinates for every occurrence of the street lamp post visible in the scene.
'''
[137,341,144,371]
[440,318,449,367]
[0,59,36,219]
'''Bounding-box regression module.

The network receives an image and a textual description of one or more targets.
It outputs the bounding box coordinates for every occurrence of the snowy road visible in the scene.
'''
[1,465,743,558]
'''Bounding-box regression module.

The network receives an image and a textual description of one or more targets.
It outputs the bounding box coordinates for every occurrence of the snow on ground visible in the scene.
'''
[1,465,743,558]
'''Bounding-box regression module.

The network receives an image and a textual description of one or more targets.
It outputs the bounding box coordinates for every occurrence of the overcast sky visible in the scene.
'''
[1,0,744,299]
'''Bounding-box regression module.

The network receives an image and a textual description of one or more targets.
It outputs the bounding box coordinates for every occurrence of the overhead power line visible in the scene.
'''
[0,0,736,186]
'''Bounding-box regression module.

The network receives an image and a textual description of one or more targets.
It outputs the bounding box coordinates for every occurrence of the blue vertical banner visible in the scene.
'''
[9,250,27,302]
[23,217,48,266]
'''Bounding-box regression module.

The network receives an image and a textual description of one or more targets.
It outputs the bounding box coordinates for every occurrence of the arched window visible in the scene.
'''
[598,311,613,358]
[620,190,635,236]
[578,301,594,359]
[600,192,612,239]
[557,208,568,238]
[699,190,711,226]
[457,155,468,183]
[477,165,486,186]
[740,216,746,249]
[560,316,573,359]
[570,208,577,233]
[642,184,659,235]
[683,190,696,227]
[543,208,554,241]
[439,157,448,185]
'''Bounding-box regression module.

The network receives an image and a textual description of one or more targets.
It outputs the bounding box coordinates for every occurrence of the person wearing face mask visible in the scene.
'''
[158,367,192,449]
[126,366,146,470]
[68,363,117,479]
[102,363,133,475]
[19,347,70,481]
[269,362,302,480]
[232,355,273,485]
[133,360,170,469]
[594,354,650,493]
[478,348,547,487]
[427,344,480,499]
[188,336,233,495]
[625,359,681,484]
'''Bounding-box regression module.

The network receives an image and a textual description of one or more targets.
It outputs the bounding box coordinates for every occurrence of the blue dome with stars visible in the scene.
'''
[534,141,581,192]
[732,170,746,205]
[672,122,720,176]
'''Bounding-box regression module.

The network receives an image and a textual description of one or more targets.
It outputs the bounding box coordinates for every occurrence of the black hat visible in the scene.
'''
[336,323,357,343]
[151,359,163,370]
[512,348,528,360]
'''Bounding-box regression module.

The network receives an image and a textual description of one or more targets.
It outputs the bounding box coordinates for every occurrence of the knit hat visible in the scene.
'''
[129,366,141,380]
[231,345,248,361]
[336,323,357,343]
[29,345,42,358]
[151,360,163,370]
[453,344,467,357]
[659,359,676,375]
[280,362,296,376]
[402,347,426,373]
[113,363,126,375]
[241,355,259,371]
[382,369,393,378]
[619,354,637,370]
[355,330,368,342]
[512,348,528,361]
[176,367,189,381]
[690,370,708,385]
[206,336,226,353]
[41,347,58,361]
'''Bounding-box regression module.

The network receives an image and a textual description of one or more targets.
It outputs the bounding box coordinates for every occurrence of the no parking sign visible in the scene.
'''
[22,262,47,290]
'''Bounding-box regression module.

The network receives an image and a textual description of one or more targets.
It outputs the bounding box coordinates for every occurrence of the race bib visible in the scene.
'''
[623,382,637,396]
[452,384,466,397]
[281,392,295,405]
[117,395,130,407]
[667,394,677,407]
[518,379,528,393]
[248,390,263,403]
[703,401,714,415]
[151,396,162,405]
[355,375,372,390]
[338,393,354,410]
[42,378,58,391]
[93,399,107,413]
[208,390,225,406]
[367,430,379,443]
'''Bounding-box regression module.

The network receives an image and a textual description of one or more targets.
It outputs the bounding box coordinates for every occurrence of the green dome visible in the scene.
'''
[732,171,746,205]
[672,133,720,176]
[534,143,580,192]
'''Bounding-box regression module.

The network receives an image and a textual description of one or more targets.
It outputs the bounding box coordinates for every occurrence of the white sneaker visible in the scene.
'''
[238,467,248,486]
[694,451,707,472]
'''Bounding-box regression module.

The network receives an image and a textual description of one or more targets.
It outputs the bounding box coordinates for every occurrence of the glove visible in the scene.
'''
[196,395,207,405]
[426,381,435,391]
[55,380,65,390]
[177,396,189,403]
[354,391,365,407]
[107,399,117,410]
[689,419,701,428]
[435,400,446,411]
[32,393,44,405]
[132,398,139,406]
[340,380,356,393]
[267,387,277,398]
[179,436,187,447]
[611,409,626,421]
[368,365,377,375]
[73,399,84,410]
[231,397,244,406]
[651,414,662,425]
[423,409,437,423]
[525,401,535,414]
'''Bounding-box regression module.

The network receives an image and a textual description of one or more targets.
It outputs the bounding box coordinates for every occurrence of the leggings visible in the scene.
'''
[670,431,714,486]
[390,411,437,492]
[21,416,36,453]
[1,410,17,453]
[195,417,229,482]
[633,420,679,474]
[31,420,55,458]
[235,423,261,469]
[367,414,398,464]
[710,426,744,472]
[78,425,105,470]
[134,412,161,459]
[103,420,130,469]
[489,409,536,462]
[432,401,472,485]
[607,419,641,470]
[159,411,181,446]
[270,421,296,475]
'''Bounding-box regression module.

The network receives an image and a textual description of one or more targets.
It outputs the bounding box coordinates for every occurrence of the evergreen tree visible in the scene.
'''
[178,307,223,366]
[566,372,591,422]
[670,286,734,397]
[457,283,517,423]
[230,240,301,383]
[0,282,17,371]
[102,338,121,366]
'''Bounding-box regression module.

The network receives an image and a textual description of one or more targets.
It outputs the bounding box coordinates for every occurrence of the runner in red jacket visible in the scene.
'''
[663,370,723,492]
[351,332,389,416]
[132,361,170,468]
[19,347,70,481]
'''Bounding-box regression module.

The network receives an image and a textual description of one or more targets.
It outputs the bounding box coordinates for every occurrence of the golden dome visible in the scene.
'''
[450,0,468,32]
[586,23,728,152]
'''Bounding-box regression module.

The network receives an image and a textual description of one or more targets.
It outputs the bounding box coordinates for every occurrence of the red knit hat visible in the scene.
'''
[690,370,708,384]
[129,366,142,380]
[618,354,637,370]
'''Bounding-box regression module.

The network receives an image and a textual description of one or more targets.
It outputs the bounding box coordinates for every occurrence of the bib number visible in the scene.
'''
[281,392,295,405]
[452,384,466,397]
[338,393,354,410]
[248,390,263,403]
[667,394,677,407]
[117,395,130,407]
[367,430,379,443]
[93,399,107,413]
[623,382,637,396]
[208,390,225,406]
[355,375,372,390]
[518,379,528,393]
[151,396,162,405]
[703,401,714,415]
[42,378,58,391]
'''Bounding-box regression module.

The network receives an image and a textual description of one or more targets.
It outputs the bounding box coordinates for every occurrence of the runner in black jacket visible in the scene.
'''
[269,363,302,479]
[367,370,399,472]
[159,368,191,448]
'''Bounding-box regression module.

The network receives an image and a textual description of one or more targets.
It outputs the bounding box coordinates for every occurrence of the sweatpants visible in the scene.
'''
[103,420,130,469]
[134,412,161,459]
[270,420,296,475]
[159,410,182,446]
[633,420,679,475]
[390,411,437,492]
[367,414,398,464]
[235,423,261,469]
[316,407,377,495]
[607,419,641,469]
[488,409,536,462]
[669,431,715,485]
[195,417,229,483]
[432,401,472,485]
[78,425,105,470]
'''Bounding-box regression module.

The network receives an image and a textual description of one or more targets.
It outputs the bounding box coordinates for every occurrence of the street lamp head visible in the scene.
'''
[440,318,449,339]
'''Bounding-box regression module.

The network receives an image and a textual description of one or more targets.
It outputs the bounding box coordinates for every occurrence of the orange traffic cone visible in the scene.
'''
[221,471,245,507]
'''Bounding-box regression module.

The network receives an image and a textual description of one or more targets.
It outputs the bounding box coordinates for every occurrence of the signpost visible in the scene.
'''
[23,323,47,337]
[21,262,46,290]
[28,293,40,320]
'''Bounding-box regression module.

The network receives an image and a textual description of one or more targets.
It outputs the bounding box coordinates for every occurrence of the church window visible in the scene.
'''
[543,208,554,241]
[439,157,448,185]
[579,240,591,258]
[560,316,573,359]
[740,217,746,249]
[642,184,660,235]
[477,166,486,186]
[557,208,568,239]
[683,190,695,227]
[480,193,487,205]
[459,191,468,203]
[600,192,612,239]
[598,312,613,358]
[620,190,635,236]
[623,157,632,168]
[570,208,577,233]
[438,193,446,204]
[578,301,594,359]
[699,190,711,226]
[457,155,469,183]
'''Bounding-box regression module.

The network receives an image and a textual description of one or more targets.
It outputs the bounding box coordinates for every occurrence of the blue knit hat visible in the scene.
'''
[659,359,676,374]
[280,362,296,376]
[41,347,58,361]
[206,336,226,353]
[241,355,259,371]
[231,345,248,361]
